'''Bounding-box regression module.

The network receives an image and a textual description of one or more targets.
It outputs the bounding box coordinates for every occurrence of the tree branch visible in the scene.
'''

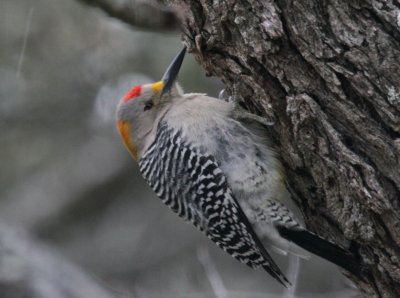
[77,0,177,31]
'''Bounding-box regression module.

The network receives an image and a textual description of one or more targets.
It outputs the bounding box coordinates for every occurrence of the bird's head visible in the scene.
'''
[116,47,186,160]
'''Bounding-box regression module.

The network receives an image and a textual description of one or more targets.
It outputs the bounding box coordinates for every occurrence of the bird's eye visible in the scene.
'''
[144,100,153,111]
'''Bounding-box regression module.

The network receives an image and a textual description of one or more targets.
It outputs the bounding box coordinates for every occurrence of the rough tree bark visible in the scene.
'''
[79,0,400,296]
[168,1,400,297]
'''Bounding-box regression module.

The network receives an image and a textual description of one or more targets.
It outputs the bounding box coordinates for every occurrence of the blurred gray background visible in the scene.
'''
[0,1,359,297]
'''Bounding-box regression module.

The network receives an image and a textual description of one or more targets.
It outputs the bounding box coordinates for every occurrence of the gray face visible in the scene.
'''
[116,48,187,159]
[116,84,168,159]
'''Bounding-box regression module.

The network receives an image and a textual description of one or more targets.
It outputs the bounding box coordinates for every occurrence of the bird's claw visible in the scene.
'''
[219,82,275,127]
[218,89,235,103]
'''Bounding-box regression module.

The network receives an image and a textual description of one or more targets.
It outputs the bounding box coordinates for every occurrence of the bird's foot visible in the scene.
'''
[219,80,275,127]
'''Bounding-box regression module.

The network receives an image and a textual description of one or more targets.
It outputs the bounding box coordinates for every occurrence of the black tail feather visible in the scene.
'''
[277,226,362,276]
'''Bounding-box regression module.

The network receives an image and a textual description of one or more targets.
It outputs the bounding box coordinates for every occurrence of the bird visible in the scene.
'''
[116,47,360,286]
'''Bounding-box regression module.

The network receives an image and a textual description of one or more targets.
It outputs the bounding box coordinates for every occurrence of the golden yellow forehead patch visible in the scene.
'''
[151,81,164,94]
[117,121,138,160]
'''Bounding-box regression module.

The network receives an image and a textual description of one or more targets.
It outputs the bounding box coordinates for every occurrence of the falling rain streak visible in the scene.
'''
[16,7,34,78]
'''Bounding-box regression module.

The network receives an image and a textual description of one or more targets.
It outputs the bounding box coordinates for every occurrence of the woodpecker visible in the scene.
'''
[116,47,360,286]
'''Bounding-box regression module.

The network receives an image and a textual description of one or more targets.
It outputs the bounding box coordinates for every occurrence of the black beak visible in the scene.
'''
[161,46,186,95]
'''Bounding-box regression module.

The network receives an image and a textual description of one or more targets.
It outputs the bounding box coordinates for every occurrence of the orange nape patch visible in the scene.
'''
[122,85,142,103]
[117,121,138,160]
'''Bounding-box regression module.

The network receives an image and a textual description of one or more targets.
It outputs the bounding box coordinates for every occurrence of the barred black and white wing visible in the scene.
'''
[139,123,289,286]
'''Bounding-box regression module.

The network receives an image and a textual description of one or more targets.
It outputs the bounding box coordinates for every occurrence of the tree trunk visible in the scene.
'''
[170,0,400,297]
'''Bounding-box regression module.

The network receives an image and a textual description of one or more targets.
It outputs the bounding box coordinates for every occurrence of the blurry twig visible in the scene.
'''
[0,224,117,298]
[197,246,228,298]
[282,254,300,298]
[77,0,178,31]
